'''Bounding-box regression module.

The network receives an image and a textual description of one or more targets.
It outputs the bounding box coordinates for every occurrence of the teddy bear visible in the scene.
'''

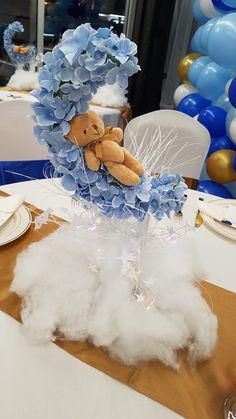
[13,45,29,55]
[66,110,144,186]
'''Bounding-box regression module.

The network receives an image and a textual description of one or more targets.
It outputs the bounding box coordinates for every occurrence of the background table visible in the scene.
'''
[0,89,126,128]
[0,179,236,419]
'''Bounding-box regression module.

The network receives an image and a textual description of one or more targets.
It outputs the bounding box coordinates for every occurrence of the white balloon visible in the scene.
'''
[225,78,233,95]
[173,83,197,107]
[229,118,236,142]
[199,0,222,18]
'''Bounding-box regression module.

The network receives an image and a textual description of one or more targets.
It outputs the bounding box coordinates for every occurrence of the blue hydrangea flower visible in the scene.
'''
[51,96,76,122]
[116,35,138,64]
[83,49,107,72]
[105,57,140,89]
[32,102,58,126]
[148,174,187,220]
[59,23,95,65]
[148,191,161,214]
[96,27,111,39]
[38,68,61,93]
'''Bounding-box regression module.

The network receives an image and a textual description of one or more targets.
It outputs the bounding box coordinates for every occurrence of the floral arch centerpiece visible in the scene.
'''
[11,24,218,370]
[33,23,186,220]
[3,21,36,64]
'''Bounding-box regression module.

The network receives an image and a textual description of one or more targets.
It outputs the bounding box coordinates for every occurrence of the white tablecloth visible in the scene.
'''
[1,179,236,419]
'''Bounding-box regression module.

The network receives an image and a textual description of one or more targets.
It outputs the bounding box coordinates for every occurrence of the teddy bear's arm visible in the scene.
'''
[122,148,144,176]
[84,148,100,171]
[99,140,124,163]
[103,127,123,143]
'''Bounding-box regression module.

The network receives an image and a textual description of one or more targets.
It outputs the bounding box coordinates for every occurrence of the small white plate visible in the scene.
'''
[0,204,32,246]
[200,199,236,241]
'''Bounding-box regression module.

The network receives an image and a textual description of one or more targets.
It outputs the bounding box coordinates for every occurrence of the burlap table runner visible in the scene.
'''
[0,86,31,94]
[0,190,235,419]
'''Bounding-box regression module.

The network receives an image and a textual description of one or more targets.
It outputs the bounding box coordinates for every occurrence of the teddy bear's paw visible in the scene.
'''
[84,148,100,171]
[104,127,123,143]
[111,127,123,142]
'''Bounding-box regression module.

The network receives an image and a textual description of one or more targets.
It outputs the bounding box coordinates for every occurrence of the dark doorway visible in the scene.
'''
[128,0,176,117]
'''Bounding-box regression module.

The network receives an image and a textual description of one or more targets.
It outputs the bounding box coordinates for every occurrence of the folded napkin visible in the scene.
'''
[0,194,24,228]
[198,201,236,228]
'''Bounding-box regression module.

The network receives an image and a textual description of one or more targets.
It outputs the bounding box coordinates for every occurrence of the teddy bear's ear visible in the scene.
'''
[87,110,104,124]
[87,110,99,118]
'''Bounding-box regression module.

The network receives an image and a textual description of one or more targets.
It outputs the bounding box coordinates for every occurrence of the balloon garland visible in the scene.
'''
[175,1,236,198]
[3,21,36,63]
[33,24,187,221]
[177,53,202,82]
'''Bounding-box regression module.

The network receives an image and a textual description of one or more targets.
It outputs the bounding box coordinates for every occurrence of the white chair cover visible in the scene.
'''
[124,110,210,179]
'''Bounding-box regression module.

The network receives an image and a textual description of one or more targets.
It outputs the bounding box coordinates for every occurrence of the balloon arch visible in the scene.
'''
[174,0,236,198]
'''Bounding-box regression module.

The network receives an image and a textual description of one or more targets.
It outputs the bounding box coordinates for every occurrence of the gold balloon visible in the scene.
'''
[206,150,236,184]
[177,53,202,82]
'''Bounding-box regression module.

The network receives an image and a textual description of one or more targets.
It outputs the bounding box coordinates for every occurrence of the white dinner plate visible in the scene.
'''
[0,204,32,246]
[200,199,236,241]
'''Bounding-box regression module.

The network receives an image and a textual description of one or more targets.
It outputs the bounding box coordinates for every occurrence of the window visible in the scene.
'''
[44,0,128,52]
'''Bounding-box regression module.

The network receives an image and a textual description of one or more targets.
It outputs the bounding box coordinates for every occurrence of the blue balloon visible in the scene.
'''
[198,180,233,198]
[188,56,211,87]
[228,76,236,107]
[177,93,211,117]
[192,0,209,24]
[222,0,236,6]
[196,62,232,101]
[207,134,236,157]
[214,93,231,112]
[212,0,236,11]
[190,27,205,54]
[199,17,219,55]
[233,153,236,171]
[207,14,236,67]
[198,106,227,137]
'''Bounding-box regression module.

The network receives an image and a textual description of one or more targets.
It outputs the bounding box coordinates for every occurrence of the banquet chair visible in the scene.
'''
[124,110,210,188]
[0,100,49,185]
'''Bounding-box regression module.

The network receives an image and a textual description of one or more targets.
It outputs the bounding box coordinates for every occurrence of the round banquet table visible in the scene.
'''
[0,179,236,419]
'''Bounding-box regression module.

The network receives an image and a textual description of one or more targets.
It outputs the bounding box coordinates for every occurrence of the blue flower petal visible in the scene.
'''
[61,174,77,191]
[112,194,124,208]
